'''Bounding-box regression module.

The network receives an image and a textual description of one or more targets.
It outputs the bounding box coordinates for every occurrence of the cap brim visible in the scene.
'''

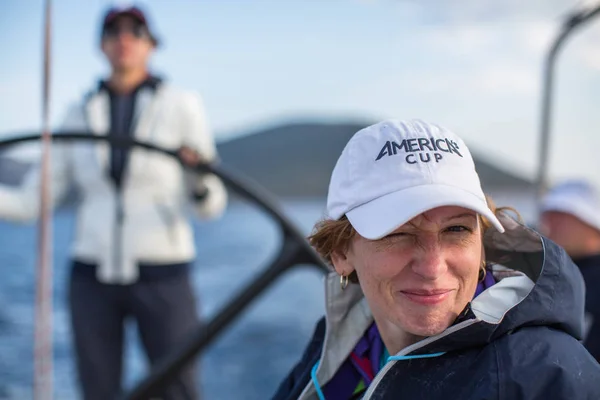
[346,184,505,240]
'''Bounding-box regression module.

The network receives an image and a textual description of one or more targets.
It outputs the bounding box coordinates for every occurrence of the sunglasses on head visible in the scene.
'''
[102,23,150,40]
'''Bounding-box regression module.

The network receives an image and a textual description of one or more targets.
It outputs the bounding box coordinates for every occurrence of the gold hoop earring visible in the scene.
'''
[340,274,349,290]
[479,262,487,282]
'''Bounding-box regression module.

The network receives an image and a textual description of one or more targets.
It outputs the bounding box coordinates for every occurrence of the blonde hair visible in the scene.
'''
[308,195,521,283]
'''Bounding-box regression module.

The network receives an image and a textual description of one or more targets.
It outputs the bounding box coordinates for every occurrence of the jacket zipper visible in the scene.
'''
[361,318,478,399]
[113,189,124,278]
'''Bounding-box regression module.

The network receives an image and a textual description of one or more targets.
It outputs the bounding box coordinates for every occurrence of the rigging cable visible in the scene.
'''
[34,0,54,399]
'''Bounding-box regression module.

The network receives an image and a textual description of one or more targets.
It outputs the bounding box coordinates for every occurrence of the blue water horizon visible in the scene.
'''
[0,198,329,400]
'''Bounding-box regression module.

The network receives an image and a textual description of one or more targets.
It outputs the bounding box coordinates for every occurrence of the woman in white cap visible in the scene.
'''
[540,180,600,362]
[272,119,600,400]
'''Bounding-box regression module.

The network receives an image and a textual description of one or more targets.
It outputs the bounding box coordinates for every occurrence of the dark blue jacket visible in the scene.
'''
[577,254,600,362]
[272,218,600,399]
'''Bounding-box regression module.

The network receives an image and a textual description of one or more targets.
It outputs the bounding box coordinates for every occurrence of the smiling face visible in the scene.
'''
[332,206,483,343]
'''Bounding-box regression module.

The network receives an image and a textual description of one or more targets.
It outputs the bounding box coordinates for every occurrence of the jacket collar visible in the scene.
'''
[83,75,167,174]
[97,74,162,95]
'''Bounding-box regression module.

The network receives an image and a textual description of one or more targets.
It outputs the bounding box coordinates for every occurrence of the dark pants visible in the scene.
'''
[68,261,201,400]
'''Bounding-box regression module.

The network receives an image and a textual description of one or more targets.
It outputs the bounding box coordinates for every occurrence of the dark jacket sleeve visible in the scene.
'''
[581,262,600,363]
[271,317,327,400]
[497,326,600,399]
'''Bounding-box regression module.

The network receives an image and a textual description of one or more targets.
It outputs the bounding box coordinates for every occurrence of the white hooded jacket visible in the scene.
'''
[0,81,227,284]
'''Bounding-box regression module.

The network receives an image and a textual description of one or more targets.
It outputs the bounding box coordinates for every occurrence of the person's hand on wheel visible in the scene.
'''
[178,146,207,167]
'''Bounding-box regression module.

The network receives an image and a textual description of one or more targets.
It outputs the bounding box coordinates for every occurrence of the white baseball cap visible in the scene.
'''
[540,180,600,232]
[326,119,505,240]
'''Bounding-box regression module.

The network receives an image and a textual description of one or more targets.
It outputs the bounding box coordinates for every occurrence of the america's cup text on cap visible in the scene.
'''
[375,137,463,164]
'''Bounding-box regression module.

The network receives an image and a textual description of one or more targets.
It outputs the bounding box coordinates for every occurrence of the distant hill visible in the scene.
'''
[0,120,535,201]
[216,121,534,198]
